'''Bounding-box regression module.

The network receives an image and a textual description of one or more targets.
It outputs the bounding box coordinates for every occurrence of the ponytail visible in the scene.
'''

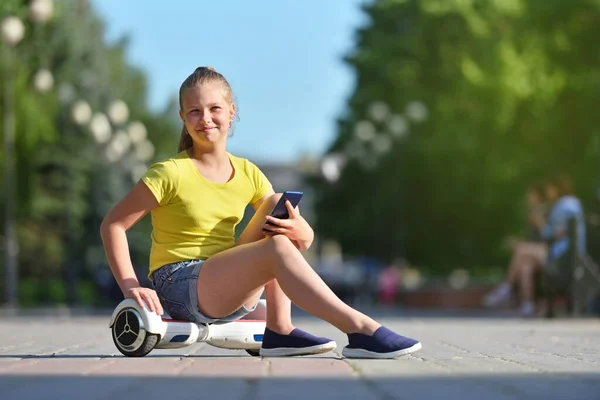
[178,125,193,153]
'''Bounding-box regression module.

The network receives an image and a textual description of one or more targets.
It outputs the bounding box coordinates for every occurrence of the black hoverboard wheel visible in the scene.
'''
[112,307,159,357]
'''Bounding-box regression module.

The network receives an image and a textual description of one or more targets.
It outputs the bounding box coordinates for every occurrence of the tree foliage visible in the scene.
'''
[1,0,179,304]
[313,0,600,273]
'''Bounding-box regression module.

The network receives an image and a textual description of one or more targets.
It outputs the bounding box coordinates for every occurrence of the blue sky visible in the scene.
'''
[90,0,370,164]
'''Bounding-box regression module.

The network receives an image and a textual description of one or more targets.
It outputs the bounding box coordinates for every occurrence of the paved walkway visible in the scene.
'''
[0,312,599,399]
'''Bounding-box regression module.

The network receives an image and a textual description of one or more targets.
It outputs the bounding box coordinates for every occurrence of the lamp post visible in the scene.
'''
[63,96,92,306]
[1,16,25,308]
[320,100,428,262]
[1,0,54,308]
[127,121,152,183]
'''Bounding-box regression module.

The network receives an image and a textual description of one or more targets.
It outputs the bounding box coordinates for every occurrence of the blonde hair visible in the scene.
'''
[178,66,235,152]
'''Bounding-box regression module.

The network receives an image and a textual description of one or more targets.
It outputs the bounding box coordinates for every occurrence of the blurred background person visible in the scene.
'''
[483,183,548,313]
[378,262,402,306]
[483,174,586,317]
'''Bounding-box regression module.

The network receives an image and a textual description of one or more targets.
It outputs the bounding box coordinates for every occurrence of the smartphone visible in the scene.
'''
[265,190,303,227]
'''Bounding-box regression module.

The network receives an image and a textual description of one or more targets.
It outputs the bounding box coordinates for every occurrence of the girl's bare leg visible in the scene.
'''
[197,233,380,335]
[264,279,294,334]
[234,194,293,334]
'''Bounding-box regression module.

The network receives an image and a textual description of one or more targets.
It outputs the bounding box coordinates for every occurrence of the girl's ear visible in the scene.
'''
[179,109,185,121]
[229,103,236,126]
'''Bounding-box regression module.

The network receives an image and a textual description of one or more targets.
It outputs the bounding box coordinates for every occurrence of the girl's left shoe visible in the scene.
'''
[342,326,422,359]
[259,327,337,357]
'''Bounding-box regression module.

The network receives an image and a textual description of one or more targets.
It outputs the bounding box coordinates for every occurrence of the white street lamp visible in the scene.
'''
[388,114,408,138]
[372,135,392,155]
[320,153,347,183]
[1,15,25,307]
[29,0,54,25]
[32,68,54,93]
[127,121,147,144]
[368,101,390,123]
[113,130,132,155]
[108,99,129,126]
[1,16,25,47]
[89,112,112,144]
[134,139,155,162]
[405,101,428,123]
[71,100,92,126]
[354,120,376,142]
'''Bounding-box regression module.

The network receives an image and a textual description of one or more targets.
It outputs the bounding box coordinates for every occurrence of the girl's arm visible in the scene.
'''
[100,180,163,314]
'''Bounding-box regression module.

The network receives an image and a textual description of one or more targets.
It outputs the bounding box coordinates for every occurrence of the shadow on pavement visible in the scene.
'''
[1,373,598,400]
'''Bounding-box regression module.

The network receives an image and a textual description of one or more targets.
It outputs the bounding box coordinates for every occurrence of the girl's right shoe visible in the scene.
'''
[259,327,337,357]
[342,326,422,359]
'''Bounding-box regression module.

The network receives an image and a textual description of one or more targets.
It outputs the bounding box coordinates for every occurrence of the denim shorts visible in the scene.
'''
[151,259,258,324]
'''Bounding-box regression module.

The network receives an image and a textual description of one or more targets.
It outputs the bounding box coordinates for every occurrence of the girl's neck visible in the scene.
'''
[188,145,229,167]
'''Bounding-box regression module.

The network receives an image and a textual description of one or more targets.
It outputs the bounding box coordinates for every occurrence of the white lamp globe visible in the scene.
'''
[89,113,112,144]
[127,121,147,144]
[134,140,155,162]
[1,16,25,47]
[29,0,54,24]
[108,100,130,126]
[33,69,54,93]
[71,100,92,126]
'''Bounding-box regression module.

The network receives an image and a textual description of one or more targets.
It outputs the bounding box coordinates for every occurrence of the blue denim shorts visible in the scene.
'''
[151,259,257,324]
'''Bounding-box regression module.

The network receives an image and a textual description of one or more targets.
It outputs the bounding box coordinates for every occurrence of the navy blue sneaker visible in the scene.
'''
[259,327,337,357]
[342,326,422,359]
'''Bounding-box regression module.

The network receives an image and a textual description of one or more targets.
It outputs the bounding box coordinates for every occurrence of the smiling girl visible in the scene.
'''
[100,66,422,358]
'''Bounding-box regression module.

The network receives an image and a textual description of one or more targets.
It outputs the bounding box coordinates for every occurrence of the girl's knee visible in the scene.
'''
[266,234,297,257]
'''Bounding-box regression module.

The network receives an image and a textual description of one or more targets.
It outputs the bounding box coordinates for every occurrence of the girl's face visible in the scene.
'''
[179,82,235,147]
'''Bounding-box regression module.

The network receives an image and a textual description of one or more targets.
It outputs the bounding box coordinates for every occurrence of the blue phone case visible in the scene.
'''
[265,191,303,226]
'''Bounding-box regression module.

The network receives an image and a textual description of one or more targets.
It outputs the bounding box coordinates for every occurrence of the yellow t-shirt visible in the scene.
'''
[141,151,272,276]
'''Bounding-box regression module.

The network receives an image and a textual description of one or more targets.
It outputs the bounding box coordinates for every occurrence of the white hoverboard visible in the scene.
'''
[109,298,267,357]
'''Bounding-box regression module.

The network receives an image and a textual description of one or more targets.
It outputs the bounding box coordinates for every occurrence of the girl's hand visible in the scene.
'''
[262,200,314,249]
[124,286,164,315]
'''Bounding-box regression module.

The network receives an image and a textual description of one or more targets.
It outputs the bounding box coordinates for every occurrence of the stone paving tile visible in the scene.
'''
[0,314,599,400]
[90,357,192,376]
[3,358,105,375]
[254,379,376,400]
[267,356,355,377]
[179,357,266,377]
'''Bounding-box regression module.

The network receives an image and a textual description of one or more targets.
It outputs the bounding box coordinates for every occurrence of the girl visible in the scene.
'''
[100,66,422,358]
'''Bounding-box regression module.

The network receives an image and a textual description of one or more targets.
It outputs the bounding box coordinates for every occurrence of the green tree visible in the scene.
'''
[1,0,179,305]
[313,0,600,274]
